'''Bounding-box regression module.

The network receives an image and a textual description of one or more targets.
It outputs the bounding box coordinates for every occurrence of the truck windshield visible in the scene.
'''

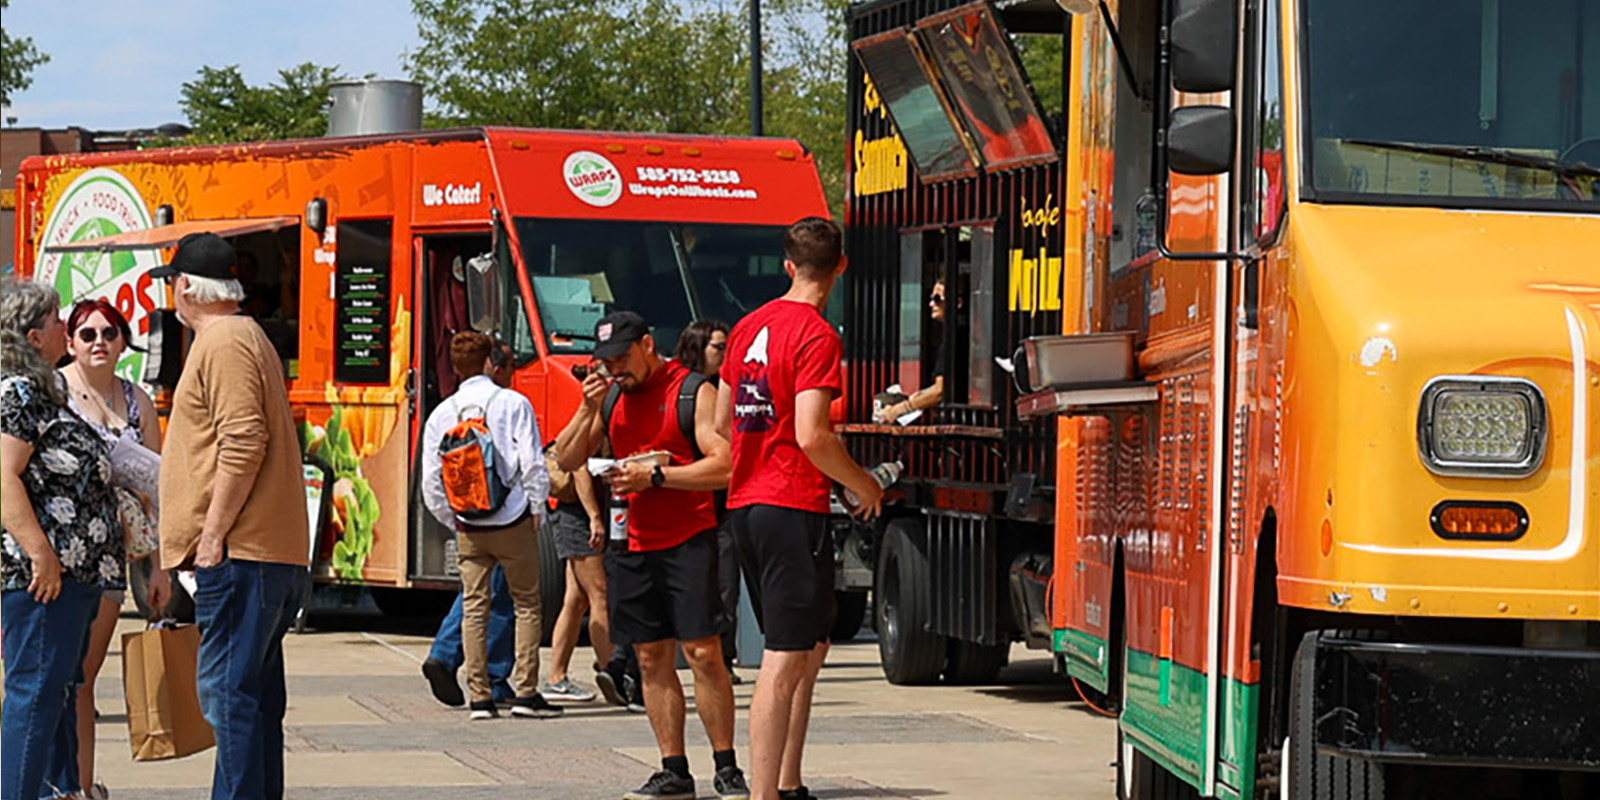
[1303,0,1600,209]
[515,218,790,356]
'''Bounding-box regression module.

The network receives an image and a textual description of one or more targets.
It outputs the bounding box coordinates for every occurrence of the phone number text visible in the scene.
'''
[635,166,743,185]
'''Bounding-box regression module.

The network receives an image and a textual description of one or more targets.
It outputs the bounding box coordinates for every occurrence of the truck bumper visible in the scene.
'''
[1313,636,1600,770]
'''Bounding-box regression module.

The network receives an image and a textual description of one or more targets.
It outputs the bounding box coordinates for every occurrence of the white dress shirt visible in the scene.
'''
[422,375,550,529]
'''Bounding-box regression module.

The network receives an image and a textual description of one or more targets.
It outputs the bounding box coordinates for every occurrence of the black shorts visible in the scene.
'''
[729,505,835,652]
[607,527,724,646]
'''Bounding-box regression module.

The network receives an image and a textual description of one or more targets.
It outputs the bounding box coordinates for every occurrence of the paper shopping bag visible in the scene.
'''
[122,625,215,761]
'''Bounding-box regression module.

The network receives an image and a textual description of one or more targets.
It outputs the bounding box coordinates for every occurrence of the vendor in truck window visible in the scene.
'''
[876,278,947,423]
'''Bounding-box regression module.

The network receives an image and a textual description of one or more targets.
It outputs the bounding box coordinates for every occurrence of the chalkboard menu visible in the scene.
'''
[334,219,393,384]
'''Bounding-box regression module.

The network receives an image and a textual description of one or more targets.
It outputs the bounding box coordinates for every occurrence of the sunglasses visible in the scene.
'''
[709,342,727,351]
[75,326,122,344]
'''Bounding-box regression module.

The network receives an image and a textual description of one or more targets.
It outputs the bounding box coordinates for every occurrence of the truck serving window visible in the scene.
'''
[515,219,790,356]
[1303,0,1600,209]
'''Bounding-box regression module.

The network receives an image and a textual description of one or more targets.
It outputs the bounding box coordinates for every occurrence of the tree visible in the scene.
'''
[1,0,51,109]
[179,63,352,144]
[763,0,851,217]
[406,0,853,216]
[408,0,746,134]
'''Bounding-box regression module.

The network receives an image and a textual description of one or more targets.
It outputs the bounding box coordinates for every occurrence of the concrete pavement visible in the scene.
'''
[90,600,1118,799]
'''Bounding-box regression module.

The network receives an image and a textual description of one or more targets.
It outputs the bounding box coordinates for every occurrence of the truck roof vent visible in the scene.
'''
[327,80,423,137]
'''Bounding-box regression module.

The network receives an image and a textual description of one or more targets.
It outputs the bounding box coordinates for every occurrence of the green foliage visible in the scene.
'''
[1014,34,1066,116]
[762,0,851,217]
[179,63,354,144]
[1,0,51,108]
[407,0,744,133]
[406,0,852,217]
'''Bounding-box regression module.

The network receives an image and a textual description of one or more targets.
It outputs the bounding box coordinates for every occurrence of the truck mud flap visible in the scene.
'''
[925,512,1000,645]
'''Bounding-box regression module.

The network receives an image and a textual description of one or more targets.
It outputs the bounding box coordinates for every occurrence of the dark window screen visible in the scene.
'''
[854,31,977,181]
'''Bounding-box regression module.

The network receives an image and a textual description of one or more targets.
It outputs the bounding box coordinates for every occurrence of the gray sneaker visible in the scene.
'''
[539,677,597,702]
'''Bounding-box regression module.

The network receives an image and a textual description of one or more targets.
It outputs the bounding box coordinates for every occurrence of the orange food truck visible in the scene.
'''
[13,126,828,618]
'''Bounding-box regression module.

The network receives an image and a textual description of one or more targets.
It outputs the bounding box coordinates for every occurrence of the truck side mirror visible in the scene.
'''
[1171,0,1237,93]
[1168,105,1234,175]
[464,252,503,333]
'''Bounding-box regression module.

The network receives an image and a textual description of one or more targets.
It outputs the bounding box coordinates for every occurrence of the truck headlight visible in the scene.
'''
[1417,377,1547,478]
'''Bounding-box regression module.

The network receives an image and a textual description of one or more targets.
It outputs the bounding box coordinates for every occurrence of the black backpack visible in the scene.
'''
[601,371,711,460]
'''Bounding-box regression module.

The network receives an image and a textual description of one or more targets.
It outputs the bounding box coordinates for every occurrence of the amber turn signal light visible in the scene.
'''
[1430,501,1528,541]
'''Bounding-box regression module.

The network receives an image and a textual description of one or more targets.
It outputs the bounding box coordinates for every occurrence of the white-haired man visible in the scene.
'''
[152,232,309,800]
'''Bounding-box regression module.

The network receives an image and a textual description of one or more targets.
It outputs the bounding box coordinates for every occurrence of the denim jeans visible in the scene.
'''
[193,559,310,800]
[1,581,102,800]
[429,564,515,701]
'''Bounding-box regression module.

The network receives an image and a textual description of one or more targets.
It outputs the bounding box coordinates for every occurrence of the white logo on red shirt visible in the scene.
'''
[735,326,775,432]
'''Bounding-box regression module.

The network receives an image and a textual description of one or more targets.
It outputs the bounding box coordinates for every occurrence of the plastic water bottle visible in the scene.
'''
[608,493,630,553]
[841,461,902,513]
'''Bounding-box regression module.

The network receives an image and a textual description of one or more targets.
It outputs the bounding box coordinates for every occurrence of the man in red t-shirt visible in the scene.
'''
[717,217,884,800]
[553,311,747,800]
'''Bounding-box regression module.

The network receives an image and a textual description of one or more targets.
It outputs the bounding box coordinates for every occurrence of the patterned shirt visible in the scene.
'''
[1,375,124,590]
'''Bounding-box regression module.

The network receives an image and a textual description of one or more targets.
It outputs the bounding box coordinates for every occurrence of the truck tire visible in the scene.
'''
[128,559,194,623]
[831,590,869,642]
[944,639,1009,684]
[538,521,565,645]
[875,520,946,684]
[1288,631,1386,800]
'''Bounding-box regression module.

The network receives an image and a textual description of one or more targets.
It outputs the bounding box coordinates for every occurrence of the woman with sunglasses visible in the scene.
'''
[58,298,169,800]
[875,278,948,423]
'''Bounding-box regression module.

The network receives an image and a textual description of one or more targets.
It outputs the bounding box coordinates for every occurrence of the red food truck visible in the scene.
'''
[13,126,829,619]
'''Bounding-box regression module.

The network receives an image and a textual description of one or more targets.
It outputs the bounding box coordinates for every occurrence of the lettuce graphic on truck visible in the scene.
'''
[34,168,163,385]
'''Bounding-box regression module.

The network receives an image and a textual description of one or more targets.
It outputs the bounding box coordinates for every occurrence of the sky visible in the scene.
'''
[3,0,421,131]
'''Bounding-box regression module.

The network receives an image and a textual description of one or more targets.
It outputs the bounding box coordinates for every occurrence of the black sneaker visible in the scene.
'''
[468,699,499,721]
[509,694,564,719]
[714,765,750,800]
[778,786,813,800]
[622,769,696,800]
[422,658,465,707]
[596,664,628,707]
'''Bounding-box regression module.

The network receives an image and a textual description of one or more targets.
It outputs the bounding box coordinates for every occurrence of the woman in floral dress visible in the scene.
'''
[1,280,125,800]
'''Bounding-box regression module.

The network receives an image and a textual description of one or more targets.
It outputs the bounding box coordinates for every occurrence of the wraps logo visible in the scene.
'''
[35,168,161,385]
[563,151,622,207]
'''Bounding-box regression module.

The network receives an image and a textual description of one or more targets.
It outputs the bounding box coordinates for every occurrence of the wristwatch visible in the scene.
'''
[651,464,666,488]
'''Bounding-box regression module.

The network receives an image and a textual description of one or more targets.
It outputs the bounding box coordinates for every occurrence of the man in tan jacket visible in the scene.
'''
[154,232,309,800]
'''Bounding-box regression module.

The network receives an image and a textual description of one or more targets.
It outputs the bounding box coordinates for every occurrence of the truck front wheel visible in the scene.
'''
[1286,631,1387,800]
[875,520,946,684]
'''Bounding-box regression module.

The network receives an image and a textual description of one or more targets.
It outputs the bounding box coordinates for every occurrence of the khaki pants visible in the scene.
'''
[457,514,543,703]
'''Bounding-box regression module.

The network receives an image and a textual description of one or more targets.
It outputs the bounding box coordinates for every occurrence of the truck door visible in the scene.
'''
[411,229,493,583]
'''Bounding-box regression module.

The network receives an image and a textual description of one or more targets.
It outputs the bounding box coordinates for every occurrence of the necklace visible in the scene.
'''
[70,364,122,432]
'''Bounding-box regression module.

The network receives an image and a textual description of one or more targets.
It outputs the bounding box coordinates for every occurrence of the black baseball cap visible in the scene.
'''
[593,311,649,359]
[148,233,239,280]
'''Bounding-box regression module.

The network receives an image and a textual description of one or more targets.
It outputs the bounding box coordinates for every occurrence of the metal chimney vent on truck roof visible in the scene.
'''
[326,80,423,137]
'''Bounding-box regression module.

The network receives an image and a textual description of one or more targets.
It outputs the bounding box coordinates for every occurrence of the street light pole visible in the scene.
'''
[749,0,763,136]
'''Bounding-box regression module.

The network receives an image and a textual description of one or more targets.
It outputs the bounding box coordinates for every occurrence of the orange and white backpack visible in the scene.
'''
[438,391,510,520]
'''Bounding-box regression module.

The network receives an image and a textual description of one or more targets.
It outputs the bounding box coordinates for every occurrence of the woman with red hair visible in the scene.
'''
[58,298,169,800]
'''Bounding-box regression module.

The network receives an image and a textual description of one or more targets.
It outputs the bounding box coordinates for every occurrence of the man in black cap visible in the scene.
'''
[553,311,748,800]
[152,233,312,800]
